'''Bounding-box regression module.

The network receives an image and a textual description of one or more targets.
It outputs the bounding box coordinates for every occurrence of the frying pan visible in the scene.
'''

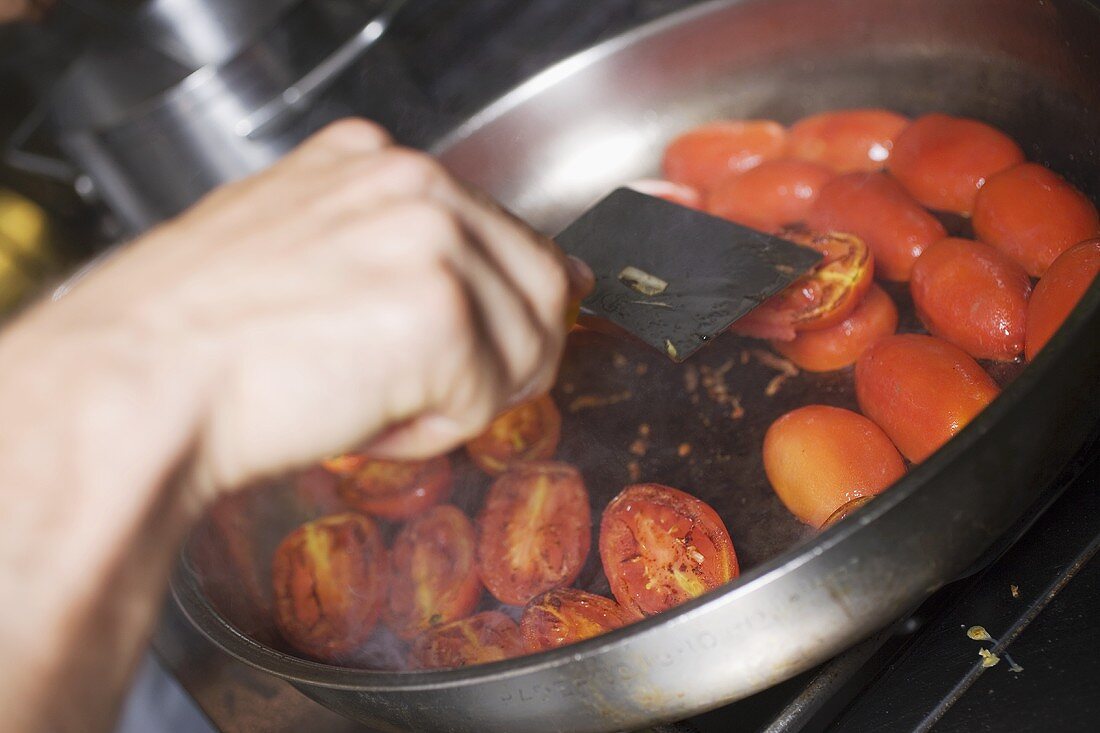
[171,0,1100,730]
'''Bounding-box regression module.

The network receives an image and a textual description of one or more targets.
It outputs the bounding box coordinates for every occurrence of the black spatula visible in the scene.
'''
[555,188,822,362]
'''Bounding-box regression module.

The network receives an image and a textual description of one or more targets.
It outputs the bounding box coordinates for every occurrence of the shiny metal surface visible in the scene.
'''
[23,0,403,233]
[173,0,1100,731]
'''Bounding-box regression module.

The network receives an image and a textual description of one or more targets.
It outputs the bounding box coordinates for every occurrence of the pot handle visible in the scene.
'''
[235,0,409,139]
[3,102,78,183]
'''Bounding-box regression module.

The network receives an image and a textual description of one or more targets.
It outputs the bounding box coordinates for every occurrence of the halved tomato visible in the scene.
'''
[476,461,591,606]
[972,163,1100,277]
[271,513,387,663]
[763,405,905,527]
[626,178,704,209]
[408,611,524,670]
[887,113,1025,215]
[520,587,637,652]
[730,228,874,341]
[599,484,738,616]
[324,455,452,521]
[855,334,1000,463]
[909,237,1032,361]
[787,108,910,173]
[466,394,562,475]
[385,505,482,640]
[1026,238,1100,360]
[806,172,946,281]
[661,120,787,192]
[771,284,898,372]
[707,159,835,231]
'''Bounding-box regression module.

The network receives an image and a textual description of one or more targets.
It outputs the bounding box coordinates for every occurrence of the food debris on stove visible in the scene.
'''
[618,265,669,296]
[1010,584,1020,598]
[966,625,1024,672]
[665,339,679,359]
[978,648,1001,667]
[568,391,633,412]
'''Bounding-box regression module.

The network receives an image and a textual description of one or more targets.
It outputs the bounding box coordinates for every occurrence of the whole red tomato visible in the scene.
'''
[466,395,562,475]
[806,172,946,281]
[476,461,591,606]
[385,505,482,641]
[972,163,1100,277]
[408,611,523,670]
[662,120,787,192]
[855,335,1000,463]
[324,455,452,521]
[887,113,1024,214]
[520,587,637,652]
[707,159,835,231]
[763,405,905,527]
[787,108,910,173]
[771,284,898,372]
[1026,238,1100,360]
[599,484,738,617]
[271,513,387,662]
[909,237,1032,361]
[730,228,873,341]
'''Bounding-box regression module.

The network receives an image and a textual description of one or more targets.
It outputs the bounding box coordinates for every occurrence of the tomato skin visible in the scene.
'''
[972,163,1100,277]
[384,505,482,641]
[806,172,945,281]
[476,461,591,606]
[855,335,1000,463]
[408,611,523,670]
[662,120,787,192]
[763,405,905,527]
[271,513,387,662]
[909,238,1032,361]
[626,178,703,209]
[771,284,897,372]
[466,395,562,476]
[599,484,738,617]
[787,109,910,173]
[887,113,1025,215]
[731,228,874,341]
[1026,239,1100,360]
[520,588,637,652]
[821,496,875,529]
[326,455,452,521]
[706,160,835,231]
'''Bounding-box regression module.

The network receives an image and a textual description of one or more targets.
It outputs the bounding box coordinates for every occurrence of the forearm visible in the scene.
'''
[0,308,206,733]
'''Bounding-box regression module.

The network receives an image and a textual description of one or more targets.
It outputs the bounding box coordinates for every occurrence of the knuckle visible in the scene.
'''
[376,148,448,193]
[310,118,391,151]
[386,201,467,260]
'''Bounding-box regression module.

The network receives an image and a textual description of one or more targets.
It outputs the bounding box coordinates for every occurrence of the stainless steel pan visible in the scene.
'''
[172,0,1100,730]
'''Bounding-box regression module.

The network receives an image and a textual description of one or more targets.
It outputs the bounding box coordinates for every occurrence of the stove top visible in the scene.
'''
[142,2,1100,731]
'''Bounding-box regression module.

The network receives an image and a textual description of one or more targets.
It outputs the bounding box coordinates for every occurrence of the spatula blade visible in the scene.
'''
[555,188,823,362]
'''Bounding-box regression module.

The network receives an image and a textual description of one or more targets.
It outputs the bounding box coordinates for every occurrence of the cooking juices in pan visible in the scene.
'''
[187,109,1100,672]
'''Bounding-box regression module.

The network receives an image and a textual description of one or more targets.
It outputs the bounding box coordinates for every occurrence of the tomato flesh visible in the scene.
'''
[599,484,738,616]
[821,496,875,529]
[707,159,835,232]
[626,178,703,209]
[271,513,387,663]
[855,334,1000,463]
[909,237,1032,361]
[787,108,910,173]
[887,113,1025,215]
[771,284,897,372]
[324,455,451,521]
[1026,238,1100,360]
[520,587,637,652]
[385,505,482,640]
[476,461,591,606]
[409,611,523,670]
[731,228,873,341]
[972,163,1100,277]
[661,120,787,192]
[806,172,946,281]
[466,394,562,475]
[763,405,905,527]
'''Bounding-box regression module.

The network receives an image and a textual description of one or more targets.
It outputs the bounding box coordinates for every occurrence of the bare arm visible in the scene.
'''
[0,119,591,733]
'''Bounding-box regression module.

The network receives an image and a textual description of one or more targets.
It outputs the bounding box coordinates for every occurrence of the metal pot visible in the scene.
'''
[5,0,409,234]
[172,0,1100,731]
